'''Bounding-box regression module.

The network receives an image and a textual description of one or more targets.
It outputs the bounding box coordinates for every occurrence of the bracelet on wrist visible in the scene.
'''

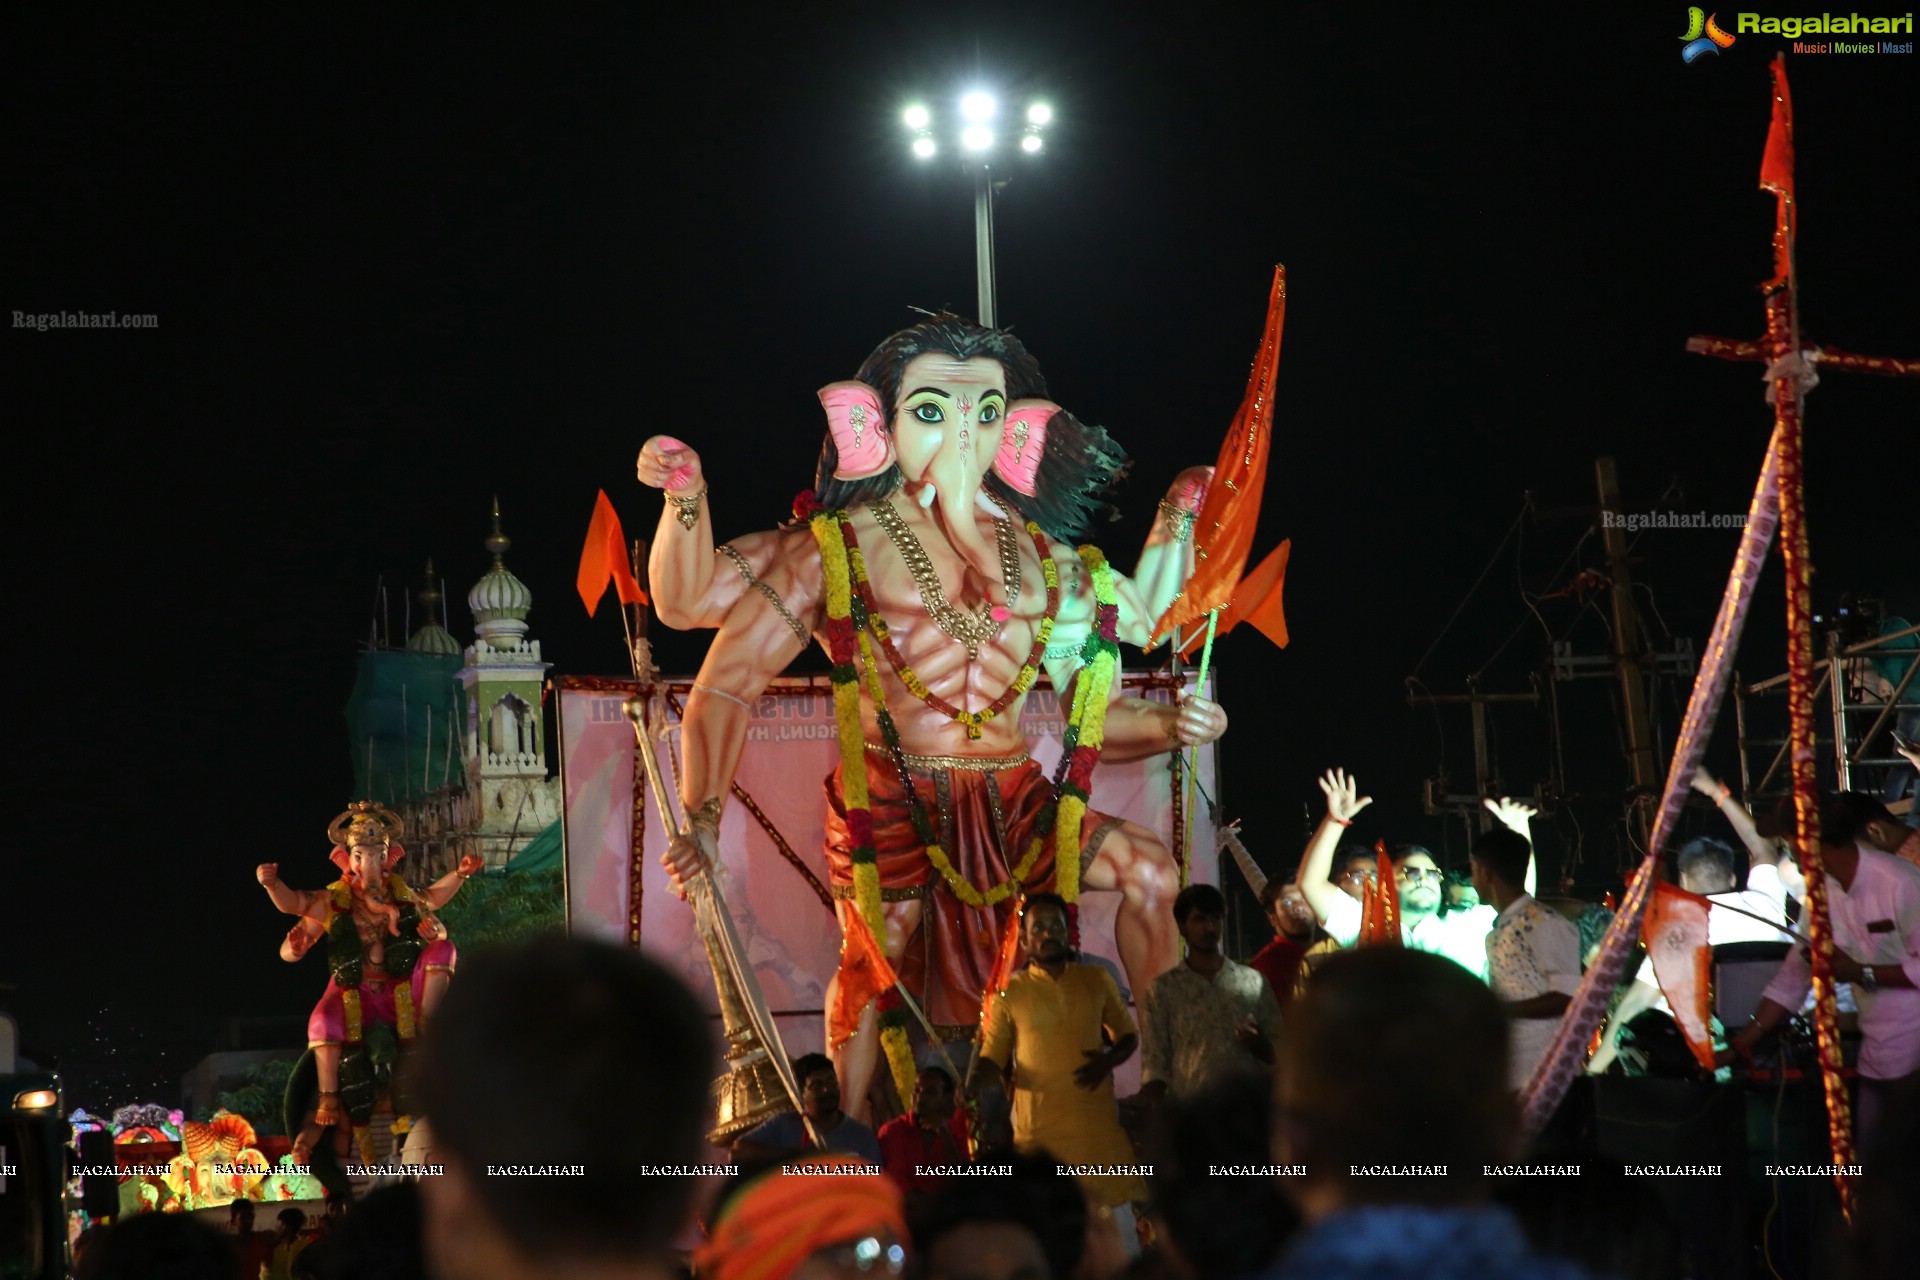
[666,485,707,531]
[1329,816,1353,828]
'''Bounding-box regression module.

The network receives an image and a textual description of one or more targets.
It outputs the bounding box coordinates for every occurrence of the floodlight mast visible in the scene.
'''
[902,91,1050,330]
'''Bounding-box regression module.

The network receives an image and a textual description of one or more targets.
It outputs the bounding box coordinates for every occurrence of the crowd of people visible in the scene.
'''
[69,749,1920,1280]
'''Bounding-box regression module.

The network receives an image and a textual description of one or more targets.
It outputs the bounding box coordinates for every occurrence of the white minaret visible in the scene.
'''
[455,500,559,867]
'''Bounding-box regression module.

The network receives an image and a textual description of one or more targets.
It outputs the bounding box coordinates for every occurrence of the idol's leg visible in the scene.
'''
[1081,816,1179,1003]
[825,897,920,1124]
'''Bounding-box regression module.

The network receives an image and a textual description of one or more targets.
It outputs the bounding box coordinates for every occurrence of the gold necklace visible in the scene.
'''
[869,496,1022,659]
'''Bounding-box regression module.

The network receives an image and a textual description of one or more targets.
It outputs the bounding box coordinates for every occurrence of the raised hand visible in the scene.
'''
[1689,767,1725,798]
[1317,768,1373,824]
[256,863,279,886]
[636,435,704,493]
[456,855,484,879]
[1483,795,1538,836]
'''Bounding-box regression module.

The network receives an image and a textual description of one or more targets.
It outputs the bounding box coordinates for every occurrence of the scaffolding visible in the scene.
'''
[1734,621,1920,809]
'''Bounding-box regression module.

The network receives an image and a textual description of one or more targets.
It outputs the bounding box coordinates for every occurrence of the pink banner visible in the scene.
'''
[560,673,1219,1070]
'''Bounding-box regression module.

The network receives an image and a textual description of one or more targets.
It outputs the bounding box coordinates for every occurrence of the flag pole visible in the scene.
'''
[1180,607,1221,881]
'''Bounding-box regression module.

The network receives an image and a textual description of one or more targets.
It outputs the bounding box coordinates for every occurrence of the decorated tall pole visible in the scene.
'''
[1755,55,1856,1215]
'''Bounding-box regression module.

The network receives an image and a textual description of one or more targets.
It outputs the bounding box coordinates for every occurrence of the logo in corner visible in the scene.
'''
[1680,8,1737,61]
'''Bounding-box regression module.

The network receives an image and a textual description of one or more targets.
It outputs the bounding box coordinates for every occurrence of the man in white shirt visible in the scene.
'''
[1728,795,1920,1144]
[1473,826,1582,1089]
[1675,836,1793,945]
[1292,769,1538,984]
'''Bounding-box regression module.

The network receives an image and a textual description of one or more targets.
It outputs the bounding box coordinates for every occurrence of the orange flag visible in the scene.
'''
[577,489,647,616]
[1643,881,1716,1071]
[977,897,1026,1036]
[1357,847,1401,947]
[1180,538,1290,657]
[829,909,900,1047]
[1760,54,1795,285]
[1151,265,1286,646]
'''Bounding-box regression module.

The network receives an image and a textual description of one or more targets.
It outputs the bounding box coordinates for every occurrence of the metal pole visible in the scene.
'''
[1595,456,1660,845]
[974,163,996,327]
[1828,636,1852,791]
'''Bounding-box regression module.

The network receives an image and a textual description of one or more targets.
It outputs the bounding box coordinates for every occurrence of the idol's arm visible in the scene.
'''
[637,435,786,630]
[1129,466,1211,632]
[663,539,823,892]
[255,865,322,919]
[417,856,485,910]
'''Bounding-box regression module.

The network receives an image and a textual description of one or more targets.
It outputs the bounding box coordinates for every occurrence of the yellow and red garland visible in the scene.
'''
[805,495,1119,1101]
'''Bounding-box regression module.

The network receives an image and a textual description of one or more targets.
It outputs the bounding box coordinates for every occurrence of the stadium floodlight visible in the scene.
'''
[903,104,931,130]
[961,124,993,152]
[912,136,937,159]
[959,91,996,122]
[1026,103,1052,126]
[1020,134,1042,154]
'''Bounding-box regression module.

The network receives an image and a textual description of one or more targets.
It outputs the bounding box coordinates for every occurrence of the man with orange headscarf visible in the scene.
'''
[697,1155,909,1280]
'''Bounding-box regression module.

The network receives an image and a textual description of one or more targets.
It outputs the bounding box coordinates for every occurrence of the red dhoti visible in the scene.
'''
[823,749,1067,1030]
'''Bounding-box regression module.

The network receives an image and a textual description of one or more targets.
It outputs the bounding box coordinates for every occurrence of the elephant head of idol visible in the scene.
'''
[812,316,1133,588]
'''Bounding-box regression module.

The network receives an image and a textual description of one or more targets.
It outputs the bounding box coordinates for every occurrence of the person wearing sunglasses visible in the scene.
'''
[1292,770,1538,983]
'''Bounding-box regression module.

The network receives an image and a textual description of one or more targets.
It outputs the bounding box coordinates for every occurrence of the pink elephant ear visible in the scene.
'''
[384,843,406,871]
[818,381,894,480]
[329,847,351,874]
[993,399,1058,496]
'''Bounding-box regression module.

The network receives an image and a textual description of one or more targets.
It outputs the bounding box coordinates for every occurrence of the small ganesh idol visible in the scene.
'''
[256,800,481,1165]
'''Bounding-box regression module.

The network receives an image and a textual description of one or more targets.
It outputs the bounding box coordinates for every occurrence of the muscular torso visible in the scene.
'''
[831,498,1097,756]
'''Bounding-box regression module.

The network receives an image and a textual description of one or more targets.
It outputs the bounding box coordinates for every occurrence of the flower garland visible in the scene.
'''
[841,514,1060,740]
[809,502,1120,1105]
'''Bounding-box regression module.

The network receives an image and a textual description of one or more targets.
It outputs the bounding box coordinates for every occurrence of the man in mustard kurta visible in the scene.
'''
[972,893,1148,1209]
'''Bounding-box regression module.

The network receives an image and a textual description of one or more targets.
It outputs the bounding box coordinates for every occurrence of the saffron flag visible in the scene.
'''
[829,908,900,1047]
[977,897,1026,1037]
[1357,847,1401,947]
[1643,881,1716,1071]
[1760,54,1795,284]
[1150,265,1286,646]
[1181,538,1291,656]
[577,489,647,616]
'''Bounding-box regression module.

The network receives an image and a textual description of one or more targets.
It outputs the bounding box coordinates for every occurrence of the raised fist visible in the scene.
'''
[1166,465,1215,513]
[256,863,279,887]
[456,855,484,879]
[637,436,704,493]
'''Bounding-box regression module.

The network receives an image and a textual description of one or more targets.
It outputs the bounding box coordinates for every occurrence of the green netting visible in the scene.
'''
[344,650,465,806]
[505,820,562,874]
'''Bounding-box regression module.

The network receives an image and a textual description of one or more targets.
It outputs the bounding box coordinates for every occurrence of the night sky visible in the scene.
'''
[6,3,1916,1110]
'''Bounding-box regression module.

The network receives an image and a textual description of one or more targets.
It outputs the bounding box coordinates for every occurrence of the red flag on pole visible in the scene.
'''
[1357,846,1401,947]
[1760,54,1795,285]
[1150,266,1286,646]
[1643,881,1716,1071]
[829,909,900,1047]
[577,489,647,616]
[1180,538,1291,656]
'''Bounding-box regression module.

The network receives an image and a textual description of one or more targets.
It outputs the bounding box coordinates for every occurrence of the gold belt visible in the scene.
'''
[865,743,1031,773]
[830,882,931,901]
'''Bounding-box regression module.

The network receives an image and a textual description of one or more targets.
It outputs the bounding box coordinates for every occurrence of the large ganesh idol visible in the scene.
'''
[256,801,480,1173]
[639,316,1224,1109]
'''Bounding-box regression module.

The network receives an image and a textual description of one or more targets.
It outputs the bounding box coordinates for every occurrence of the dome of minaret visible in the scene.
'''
[467,499,532,647]
[407,558,461,655]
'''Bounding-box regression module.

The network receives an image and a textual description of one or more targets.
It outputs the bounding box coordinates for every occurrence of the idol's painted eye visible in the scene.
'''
[912,401,944,424]
[978,401,1001,424]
